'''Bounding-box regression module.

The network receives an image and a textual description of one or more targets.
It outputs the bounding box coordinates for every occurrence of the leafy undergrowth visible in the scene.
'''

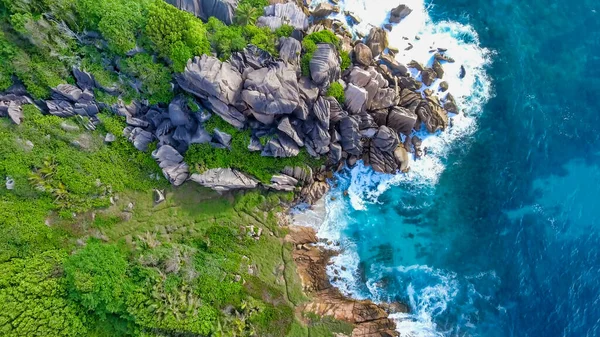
[0,105,165,261]
[186,116,323,183]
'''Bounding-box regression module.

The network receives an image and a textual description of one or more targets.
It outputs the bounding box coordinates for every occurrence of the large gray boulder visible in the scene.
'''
[344,84,368,115]
[338,116,362,156]
[262,135,300,158]
[165,0,239,24]
[124,126,154,152]
[279,37,302,68]
[387,106,417,135]
[268,174,298,192]
[372,125,399,152]
[298,77,319,107]
[168,96,191,126]
[205,96,246,129]
[389,4,412,23]
[258,2,309,31]
[241,63,300,115]
[278,116,304,147]
[230,45,276,72]
[353,43,373,67]
[152,145,190,186]
[366,27,388,57]
[178,55,243,105]
[310,44,341,85]
[47,100,76,118]
[190,168,259,192]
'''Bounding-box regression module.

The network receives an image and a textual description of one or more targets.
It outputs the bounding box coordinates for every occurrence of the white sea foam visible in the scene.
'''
[302,1,493,335]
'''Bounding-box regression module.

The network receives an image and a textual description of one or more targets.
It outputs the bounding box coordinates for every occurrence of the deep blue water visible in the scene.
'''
[326,1,600,336]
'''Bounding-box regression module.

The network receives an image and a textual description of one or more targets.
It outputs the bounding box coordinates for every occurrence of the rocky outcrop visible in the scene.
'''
[242,63,300,116]
[389,4,412,23]
[152,145,190,186]
[366,27,388,57]
[258,2,308,31]
[286,226,401,337]
[353,43,373,67]
[311,3,340,17]
[278,37,302,68]
[189,168,259,192]
[165,0,239,25]
[310,44,341,85]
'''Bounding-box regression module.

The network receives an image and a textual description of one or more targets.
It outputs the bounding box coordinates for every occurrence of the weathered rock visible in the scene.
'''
[268,174,298,191]
[248,136,263,152]
[47,100,76,118]
[278,37,302,67]
[389,4,412,23]
[0,101,24,124]
[387,106,417,135]
[242,63,300,115]
[281,166,314,185]
[366,27,388,57]
[190,168,259,192]
[310,44,341,85]
[434,52,455,63]
[258,2,309,31]
[124,127,154,152]
[300,181,329,204]
[338,116,362,156]
[190,125,212,144]
[357,111,378,138]
[165,0,239,24]
[178,55,243,105]
[230,45,277,72]
[379,54,409,76]
[353,43,373,67]
[398,76,422,91]
[407,60,424,71]
[312,96,330,128]
[205,96,246,129]
[421,68,437,86]
[432,59,444,79]
[278,116,304,146]
[439,81,449,92]
[262,135,300,157]
[344,83,368,114]
[168,96,191,126]
[298,77,319,107]
[213,128,232,148]
[394,145,410,172]
[312,3,339,17]
[370,88,398,110]
[398,88,422,107]
[104,133,116,143]
[5,177,15,190]
[152,145,189,186]
[73,66,96,90]
[416,97,448,133]
[52,84,83,102]
[372,125,399,152]
[326,96,347,123]
[328,142,342,163]
[444,93,458,114]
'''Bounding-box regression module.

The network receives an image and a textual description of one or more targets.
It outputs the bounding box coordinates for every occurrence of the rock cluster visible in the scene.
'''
[0,0,459,197]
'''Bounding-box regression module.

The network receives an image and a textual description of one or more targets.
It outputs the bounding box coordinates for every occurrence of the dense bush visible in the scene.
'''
[326,82,345,104]
[120,53,174,104]
[145,0,211,72]
[206,17,247,60]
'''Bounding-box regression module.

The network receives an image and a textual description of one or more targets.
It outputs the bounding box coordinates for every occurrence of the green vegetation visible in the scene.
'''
[186,116,321,183]
[301,30,349,77]
[326,82,346,104]
[0,0,354,335]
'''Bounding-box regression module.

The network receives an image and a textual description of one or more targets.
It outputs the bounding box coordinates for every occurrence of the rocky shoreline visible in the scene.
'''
[0,0,463,334]
[284,215,406,337]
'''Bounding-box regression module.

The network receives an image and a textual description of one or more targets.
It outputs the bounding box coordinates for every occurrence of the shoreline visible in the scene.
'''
[283,195,407,336]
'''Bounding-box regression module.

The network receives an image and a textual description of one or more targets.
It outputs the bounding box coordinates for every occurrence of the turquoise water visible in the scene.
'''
[317,0,600,336]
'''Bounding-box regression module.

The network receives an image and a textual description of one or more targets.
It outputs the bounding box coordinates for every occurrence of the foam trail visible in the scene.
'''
[304,0,493,335]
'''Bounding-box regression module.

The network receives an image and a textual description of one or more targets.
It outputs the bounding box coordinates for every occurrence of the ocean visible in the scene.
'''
[302,0,600,336]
